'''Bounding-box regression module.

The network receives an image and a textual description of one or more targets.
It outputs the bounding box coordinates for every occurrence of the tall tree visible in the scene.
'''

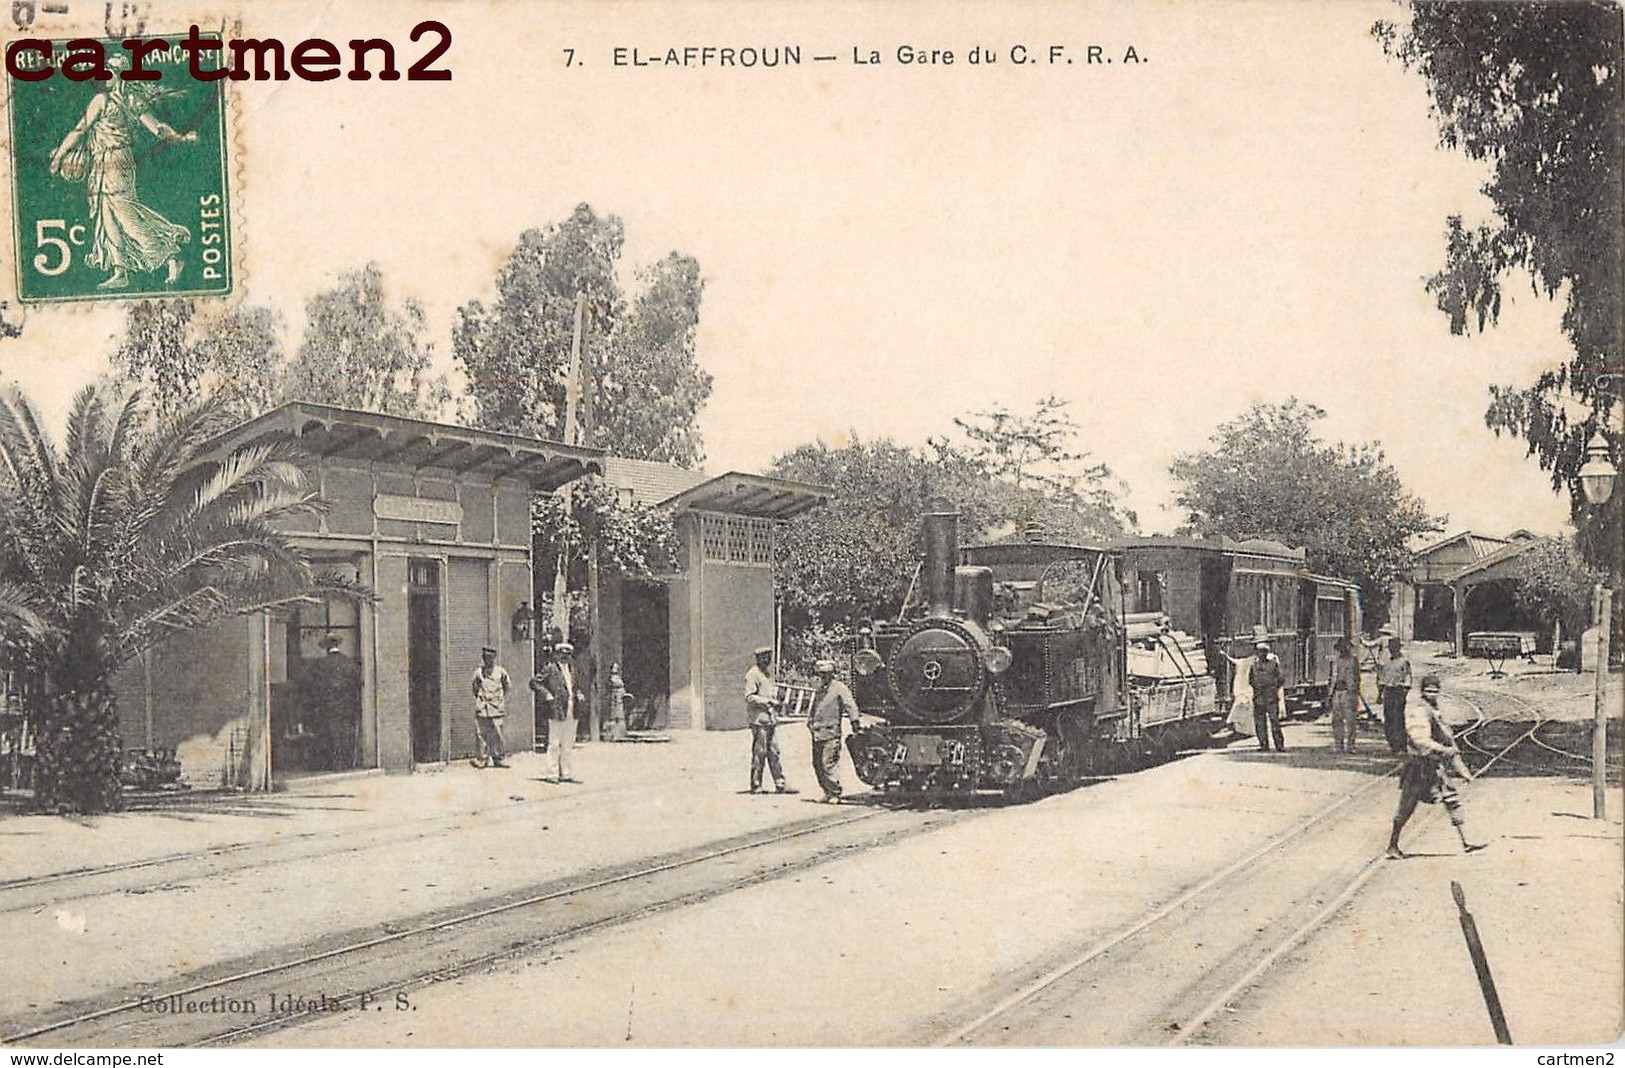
[283,263,450,420]
[1169,398,1444,620]
[1376,2,1624,573]
[1512,535,1605,648]
[592,253,713,466]
[109,299,283,420]
[944,394,1136,541]
[454,205,625,440]
[0,387,334,813]
[454,206,712,463]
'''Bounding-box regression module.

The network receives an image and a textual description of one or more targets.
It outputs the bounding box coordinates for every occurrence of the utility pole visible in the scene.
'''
[1594,583,1613,820]
[551,293,586,640]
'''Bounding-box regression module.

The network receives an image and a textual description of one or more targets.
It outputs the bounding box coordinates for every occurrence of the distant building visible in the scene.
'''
[1391,530,1544,651]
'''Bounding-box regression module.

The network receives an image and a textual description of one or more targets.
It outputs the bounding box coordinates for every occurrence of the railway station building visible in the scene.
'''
[112,403,603,790]
[1391,530,1543,650]
[106,409,829,792]
[594,458,830,732]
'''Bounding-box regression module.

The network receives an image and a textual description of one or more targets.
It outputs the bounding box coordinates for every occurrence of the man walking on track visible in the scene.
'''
[807,659,861,803]
[745,646,796,794]
[1387,675,1486,858]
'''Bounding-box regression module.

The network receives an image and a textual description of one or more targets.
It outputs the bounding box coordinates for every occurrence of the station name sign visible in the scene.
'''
[374,494,462,526]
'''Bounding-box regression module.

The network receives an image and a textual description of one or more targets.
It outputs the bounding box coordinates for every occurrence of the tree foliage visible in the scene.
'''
[109,299,283,420]
[0,387,338,812]
[282,263,450,420]
[454,205,712,465]
[1376,2,1623,571]
[532,480,678,583]
[770,399,1135,638]
[1512,535,1605,641]
[1169,399,1444,617]
[943,394,1136,542]
[591,253,713,466]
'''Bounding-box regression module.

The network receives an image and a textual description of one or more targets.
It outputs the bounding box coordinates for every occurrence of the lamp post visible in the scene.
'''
[1578,426,1617,820]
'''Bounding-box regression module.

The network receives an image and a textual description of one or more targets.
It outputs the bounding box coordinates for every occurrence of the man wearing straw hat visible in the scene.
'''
[1247,639,1287,752]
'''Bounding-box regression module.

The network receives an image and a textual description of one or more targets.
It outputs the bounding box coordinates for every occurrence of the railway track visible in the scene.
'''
[1454,688,1617,780]
[922,698,1574,1047]
[1,803,980,1047]
[0,771,721,916]
[921,764,1401,1046]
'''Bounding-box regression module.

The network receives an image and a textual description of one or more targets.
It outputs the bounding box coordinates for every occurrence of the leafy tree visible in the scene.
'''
[1375,2,1623,573]
[1169,398,1444,620]
[0,301,23,342]
[591,253,713,466]
[109,300,283,420]
[532,480,678,586]
[454,206,712,464]
[282,263,450,420]
[0,387,336,813]
[942,394,1136,541]
[1513,535,1605,646]
[454,205,625,441]
[767,435,1035,634]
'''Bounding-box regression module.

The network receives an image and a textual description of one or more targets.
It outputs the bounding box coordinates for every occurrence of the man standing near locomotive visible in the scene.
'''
[470,646,511,769]
[1248,640,1287,752]
[807,659,861,803]
[1387,675,1486,858]
[529,641,582,783]
[745,646,796,794]
[1378,633,1413,755]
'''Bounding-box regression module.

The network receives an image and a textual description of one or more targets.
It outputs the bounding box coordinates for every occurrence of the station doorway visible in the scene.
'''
[408,559,444,763]
[621,581,670,730]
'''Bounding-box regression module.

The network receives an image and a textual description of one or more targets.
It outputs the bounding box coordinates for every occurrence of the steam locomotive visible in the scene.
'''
[845,504,1222,801]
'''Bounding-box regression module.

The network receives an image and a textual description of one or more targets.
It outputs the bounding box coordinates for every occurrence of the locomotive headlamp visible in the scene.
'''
[853,648,884,677]
[983,646,1013,675]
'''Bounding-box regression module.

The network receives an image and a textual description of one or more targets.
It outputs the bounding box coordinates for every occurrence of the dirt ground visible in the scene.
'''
[4,646,1620,1049]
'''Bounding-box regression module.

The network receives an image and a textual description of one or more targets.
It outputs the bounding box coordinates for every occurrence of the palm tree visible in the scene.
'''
[0,385,332,813]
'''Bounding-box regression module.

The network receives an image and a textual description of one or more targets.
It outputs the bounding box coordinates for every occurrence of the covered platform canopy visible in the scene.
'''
[657,471,831,519]
[198,402,605,491]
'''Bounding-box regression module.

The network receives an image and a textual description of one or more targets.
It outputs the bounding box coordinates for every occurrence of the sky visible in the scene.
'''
[0,0,1598,539]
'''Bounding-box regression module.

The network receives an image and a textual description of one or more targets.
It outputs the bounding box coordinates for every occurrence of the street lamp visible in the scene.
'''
[1578,433,1616,507]
[1578,398,1617,820]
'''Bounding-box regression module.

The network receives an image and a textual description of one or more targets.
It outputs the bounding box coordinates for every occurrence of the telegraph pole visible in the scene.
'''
[551,293,586,640]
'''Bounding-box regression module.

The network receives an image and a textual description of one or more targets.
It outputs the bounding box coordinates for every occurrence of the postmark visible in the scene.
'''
[7,33,231,303]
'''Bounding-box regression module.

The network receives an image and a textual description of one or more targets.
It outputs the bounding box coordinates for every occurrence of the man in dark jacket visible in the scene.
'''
[1248,640,1287,752]
[529,642,582,783]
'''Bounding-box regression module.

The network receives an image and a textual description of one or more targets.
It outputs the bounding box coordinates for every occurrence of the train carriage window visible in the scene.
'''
[1134,570,1165,614]
[1317,597,1345,635]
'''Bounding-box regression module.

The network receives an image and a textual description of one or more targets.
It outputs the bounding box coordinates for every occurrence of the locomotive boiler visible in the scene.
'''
[845,503,1218,801]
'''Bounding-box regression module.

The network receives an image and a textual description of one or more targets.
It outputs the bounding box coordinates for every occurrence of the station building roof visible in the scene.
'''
[199,403,605,492]
[658,471,832,520]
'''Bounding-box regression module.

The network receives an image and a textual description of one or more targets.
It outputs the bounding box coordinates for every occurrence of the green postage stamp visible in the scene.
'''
[7,37,232,303]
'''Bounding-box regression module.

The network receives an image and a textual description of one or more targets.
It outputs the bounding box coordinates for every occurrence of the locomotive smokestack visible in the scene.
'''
[922,499,959,617]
